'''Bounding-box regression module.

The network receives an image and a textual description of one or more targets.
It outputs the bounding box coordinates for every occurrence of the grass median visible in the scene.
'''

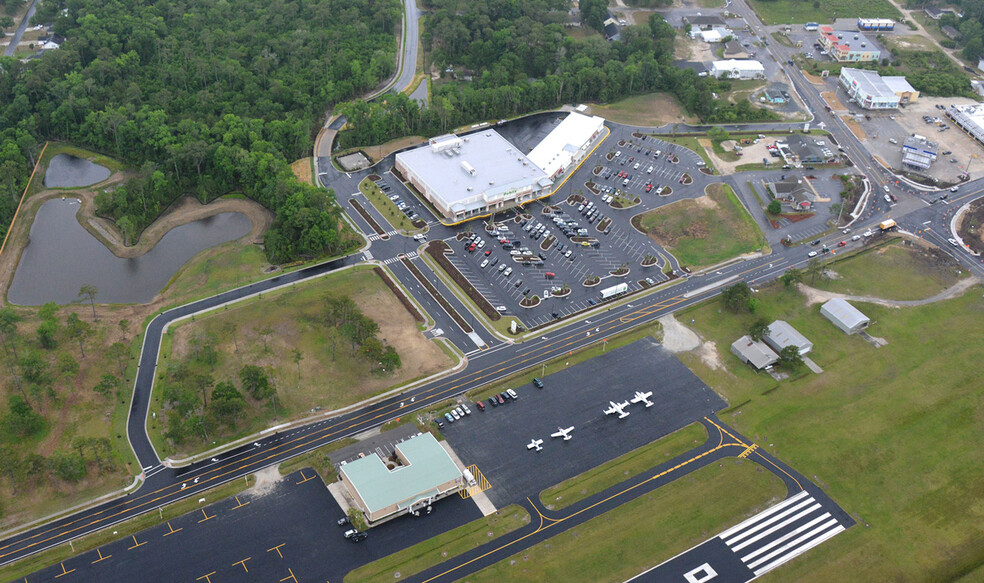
[540,422,708,510]
[465,460,785,582]
[344,505,529,583]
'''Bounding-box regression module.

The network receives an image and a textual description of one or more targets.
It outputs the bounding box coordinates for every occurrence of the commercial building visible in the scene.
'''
[770,178,814,211]
[820,299,870,335]
[723,40,747,59]
[776,134,836,166]
[839,68,918,109]
[764,89,787,103]
[710,59,765,80]
[819,27,881,62]
[946,104,984,145]
[764,320,813,356]
[339,432,464,524]
[804,22,819,31]
[686,15,727,30]
[395,130,552,224]
[857,18,895,31]
[691,28,734,43]
[901,135,939,170]
[527,112,606,180]
[731,336,779,370]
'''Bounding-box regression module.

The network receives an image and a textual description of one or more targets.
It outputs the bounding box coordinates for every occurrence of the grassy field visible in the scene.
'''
[539,422,707,510]
[345,505,529,583]
[810,239,968,300]
[463,461,785,583]
[0,476,253,582]
[747,0,901,24]
[632,183,766,269]
[585,93,698,127]
[674,267,984,580]
[359,177,422,234]
[151,266,454,458]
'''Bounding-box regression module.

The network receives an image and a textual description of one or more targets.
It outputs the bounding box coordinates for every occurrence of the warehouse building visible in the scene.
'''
[710,59,766,79]
[339,432,464,524]
[901,136,938,170]
[764,320,813,356]
[731,336,779,370]
[946,103,984,146]
[395,131,552,224]
[819,27,881,62]
[527,112,606,180]
[839,68,918,109]
[820,299,870,334]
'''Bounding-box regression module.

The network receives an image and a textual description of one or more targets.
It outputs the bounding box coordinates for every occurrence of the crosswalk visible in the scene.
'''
[367,229,399,242]
[382,251,416,265]
[718,490,846,578]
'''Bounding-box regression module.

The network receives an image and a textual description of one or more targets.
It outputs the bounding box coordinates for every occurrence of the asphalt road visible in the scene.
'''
[2,0,39,57]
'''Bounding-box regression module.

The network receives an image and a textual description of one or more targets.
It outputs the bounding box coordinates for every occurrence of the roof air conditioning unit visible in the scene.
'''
[489,180,495,185]
[854,35,859,40]
[861,43,866,47]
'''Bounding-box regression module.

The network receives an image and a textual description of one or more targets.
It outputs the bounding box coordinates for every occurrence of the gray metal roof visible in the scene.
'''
[841,68,898,101]
[731,336,779,369]
[820,298,870,329]
[765,320,813,353]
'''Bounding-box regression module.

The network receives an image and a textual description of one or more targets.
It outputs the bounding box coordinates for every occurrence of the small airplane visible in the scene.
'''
[550,426,575,441]
[527,438,544,452]
[630,391,654,408]
[604,400,631,419]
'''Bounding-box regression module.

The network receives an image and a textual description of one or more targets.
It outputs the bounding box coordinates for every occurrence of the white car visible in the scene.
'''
[480,259,489,268]
[950,186,959,192]
[647,166,654,174]
[863,230,874,238]
[495,305,507,312]
[450,409,460,420]
[477,239,485,248]
[851,234,861,241]
[503,267,513,276]
[808,250,818,257]
[461,404,471,415]
[615,150,622,157]
[948,238,959,247]
[543,289,550,298]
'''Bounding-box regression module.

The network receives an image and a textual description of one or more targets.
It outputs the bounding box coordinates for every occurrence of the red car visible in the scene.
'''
[838,241,847,247]
[485,249,492,256]
[468,243,476,252]
[476,401,486,412]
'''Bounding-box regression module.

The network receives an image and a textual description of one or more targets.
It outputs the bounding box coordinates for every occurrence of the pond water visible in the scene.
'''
[43,154,112,188]
[8,198,253,305]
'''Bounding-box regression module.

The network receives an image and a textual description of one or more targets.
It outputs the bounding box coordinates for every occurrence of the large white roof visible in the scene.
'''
[527,113,605,178]
[712,59,765,72]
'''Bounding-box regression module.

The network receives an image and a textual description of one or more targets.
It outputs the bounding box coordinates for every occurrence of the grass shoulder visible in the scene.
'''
[746,0,900,25]
[654,136,716,173]
[466,460,785,583]
[540,422,708,510]
[344,505,530,583]
[359,177,423,235]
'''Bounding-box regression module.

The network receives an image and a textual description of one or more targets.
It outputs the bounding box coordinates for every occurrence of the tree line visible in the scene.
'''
[338,7,775,149]
[0,0,403,262]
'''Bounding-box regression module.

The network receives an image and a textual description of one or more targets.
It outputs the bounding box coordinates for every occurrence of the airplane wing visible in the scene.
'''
[603,406,616,415]
[618,400,630,409]
[630,394,643,404]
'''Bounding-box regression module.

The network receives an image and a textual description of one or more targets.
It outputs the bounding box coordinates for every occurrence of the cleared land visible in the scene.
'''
[539,422,708,510]
[632,183,765,268]
[290,157,314,185]
[675,264,984,581]
[811,239,967,301]
[586,93,698,127]
[345,505,529,583]
[747,0,901,24]
[154,266,454,457]
[464,461,785,582]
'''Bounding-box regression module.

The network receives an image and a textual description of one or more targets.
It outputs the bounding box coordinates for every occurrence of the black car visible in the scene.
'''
[345,531,368,542]
[489,396,498,407]
[532,377,544,389]
[811,239,822,246]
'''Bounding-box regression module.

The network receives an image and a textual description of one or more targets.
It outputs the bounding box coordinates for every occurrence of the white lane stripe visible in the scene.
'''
[740,512,831,563]
[747,518,840,570]
[724,498,817,546]
[730,502,822,551]
[753,524,846,576]
[718,490,810,540]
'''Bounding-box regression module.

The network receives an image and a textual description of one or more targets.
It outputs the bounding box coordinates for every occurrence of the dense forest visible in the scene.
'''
[0,0,402,262]
[337,1,774,149]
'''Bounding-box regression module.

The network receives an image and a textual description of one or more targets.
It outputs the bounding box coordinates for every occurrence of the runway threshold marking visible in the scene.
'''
[267,543,286,559]
[54,562,75,578]
[1,252,764,564]
[296,471,316,485]
[232,496,250,510]
[195,572,216,583]
[90,548,111,564]
[162,522,182,537]
[233,557,251,572]
[197,509,215,523]
[280,567,298,582]
[127,535,146,550]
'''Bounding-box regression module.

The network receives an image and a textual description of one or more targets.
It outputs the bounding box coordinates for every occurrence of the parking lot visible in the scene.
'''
[440,339,728,507]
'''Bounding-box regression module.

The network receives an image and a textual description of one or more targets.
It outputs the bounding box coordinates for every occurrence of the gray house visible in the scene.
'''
[731,336,779,369]
[820,298,870,334]
[764,320,813,355]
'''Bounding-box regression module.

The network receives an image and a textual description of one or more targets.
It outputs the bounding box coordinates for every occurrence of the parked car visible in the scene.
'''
[532,377,544,389]
[445,412,454,423]
[476,401,486,412]
[507,389,519,400]
[450,409,460,420]
[496,394,505,405]
[337,516,351,526]
[344,530,368,542]
[461,404,471,415]
[488,396,498,408]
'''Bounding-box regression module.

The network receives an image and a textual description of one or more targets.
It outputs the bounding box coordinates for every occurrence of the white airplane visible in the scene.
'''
[550,426,574,441]
[630,391,654,408]
[527,438,544,452]
[604,400,631,419]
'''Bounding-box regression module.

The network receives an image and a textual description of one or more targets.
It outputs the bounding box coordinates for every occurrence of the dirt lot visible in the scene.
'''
[291,157,314,185]
[702,139,776,174]
[675,35,714,62]
[586,93,698,127]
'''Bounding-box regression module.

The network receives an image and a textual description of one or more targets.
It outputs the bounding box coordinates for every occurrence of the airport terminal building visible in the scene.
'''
[339,432,464,524]
[395,131,553,224]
